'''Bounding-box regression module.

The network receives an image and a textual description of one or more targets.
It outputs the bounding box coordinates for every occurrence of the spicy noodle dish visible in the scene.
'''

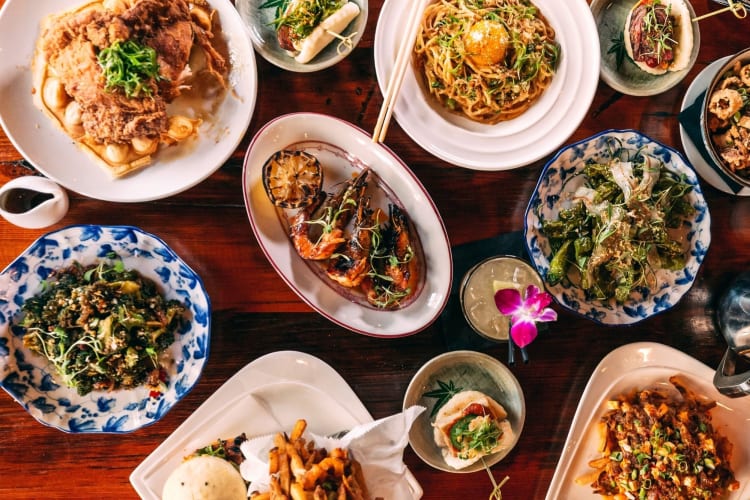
[31,0,229,177]
[413,0,560,124]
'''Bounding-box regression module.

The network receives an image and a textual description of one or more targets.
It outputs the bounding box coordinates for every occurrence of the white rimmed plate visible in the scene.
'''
[130,350,423,499]
[237,0,367,72]
[373,0,600,170]
[242,112,452,338]
[679,55,750,197]
[545,342,750,500]
[0,225,211,433]
[0,0,257,202]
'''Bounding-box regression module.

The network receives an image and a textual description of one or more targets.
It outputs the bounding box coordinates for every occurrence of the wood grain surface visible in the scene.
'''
[0,0,748,498]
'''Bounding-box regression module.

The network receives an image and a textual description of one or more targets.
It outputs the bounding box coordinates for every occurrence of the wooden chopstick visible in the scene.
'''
[372,0,428,143]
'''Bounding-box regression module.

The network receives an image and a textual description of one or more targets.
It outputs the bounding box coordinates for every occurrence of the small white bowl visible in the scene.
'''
[402,350,525,473]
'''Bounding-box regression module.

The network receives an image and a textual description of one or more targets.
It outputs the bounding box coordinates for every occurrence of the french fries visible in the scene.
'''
[250,419,373,500]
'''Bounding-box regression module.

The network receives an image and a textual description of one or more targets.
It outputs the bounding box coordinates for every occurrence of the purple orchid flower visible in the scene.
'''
[494,285,557,348]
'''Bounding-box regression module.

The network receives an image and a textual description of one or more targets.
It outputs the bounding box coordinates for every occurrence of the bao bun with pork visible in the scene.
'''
[162,455,246,500]
[275,0,361,64]
[432,390,514,470]
[623,0,693,75]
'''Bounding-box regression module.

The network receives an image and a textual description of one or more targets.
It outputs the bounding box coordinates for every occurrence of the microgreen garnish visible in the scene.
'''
[640,1,677,65]
[97,39,164,98]
[423,379,463,417]
[196,442,228,459]
[263,0,345,40]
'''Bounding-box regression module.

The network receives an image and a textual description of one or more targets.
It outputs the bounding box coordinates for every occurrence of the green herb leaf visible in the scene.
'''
[423,379,463,417]
[97,40,163,98]
[608,32,627,70]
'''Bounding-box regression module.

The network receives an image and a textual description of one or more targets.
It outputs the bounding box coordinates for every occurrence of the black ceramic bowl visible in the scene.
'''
[700,47,750,189]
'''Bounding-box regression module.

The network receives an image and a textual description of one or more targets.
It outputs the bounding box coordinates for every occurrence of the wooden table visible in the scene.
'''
[1,1,748,498]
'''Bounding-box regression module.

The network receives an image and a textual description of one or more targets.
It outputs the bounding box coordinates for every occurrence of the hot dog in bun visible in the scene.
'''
[274,0,361,64]
[432,390,514,469]
[623,0,693,75]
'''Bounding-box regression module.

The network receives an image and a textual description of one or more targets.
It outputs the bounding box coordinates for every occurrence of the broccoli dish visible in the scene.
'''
[20,259,187,396]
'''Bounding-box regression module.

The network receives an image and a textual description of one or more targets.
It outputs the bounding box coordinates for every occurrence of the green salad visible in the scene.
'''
[21,259,187,396]
[540,146,695,303]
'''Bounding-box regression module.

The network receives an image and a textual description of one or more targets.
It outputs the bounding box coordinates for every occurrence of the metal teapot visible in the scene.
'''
[714,271,750,397]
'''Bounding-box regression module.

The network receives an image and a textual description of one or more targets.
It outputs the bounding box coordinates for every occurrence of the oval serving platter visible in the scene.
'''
[0,225,211,433]
[242,112,452,337]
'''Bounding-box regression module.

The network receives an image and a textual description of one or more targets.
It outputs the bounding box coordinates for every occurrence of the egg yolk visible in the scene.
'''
[464,20,510,68]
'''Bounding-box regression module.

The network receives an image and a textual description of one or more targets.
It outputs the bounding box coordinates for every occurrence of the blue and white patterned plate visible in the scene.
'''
[524,129,711,325]
[0,225,211,433]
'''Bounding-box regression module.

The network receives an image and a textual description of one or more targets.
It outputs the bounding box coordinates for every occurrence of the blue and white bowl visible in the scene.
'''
[524,129,711,325]
[0,225,211,433]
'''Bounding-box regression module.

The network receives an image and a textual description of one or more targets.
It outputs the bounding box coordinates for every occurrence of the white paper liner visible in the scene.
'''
[239,405,426,498]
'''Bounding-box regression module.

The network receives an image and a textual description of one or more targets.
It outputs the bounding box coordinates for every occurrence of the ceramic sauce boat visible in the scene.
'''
[0,176,68,229]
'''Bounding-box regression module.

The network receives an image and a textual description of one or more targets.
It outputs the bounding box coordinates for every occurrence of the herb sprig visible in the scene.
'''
[423,379,463,417]
[608,32,627,70]
[97,40,164,98]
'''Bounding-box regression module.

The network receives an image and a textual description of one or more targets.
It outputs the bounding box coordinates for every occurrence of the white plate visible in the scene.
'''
[130,350,423,499]
[237,0,367,72]
[679,56,750,197]
[373,0,600,171]
[0,0,257,202]
[242,112,452,338]
[546,342,750,500]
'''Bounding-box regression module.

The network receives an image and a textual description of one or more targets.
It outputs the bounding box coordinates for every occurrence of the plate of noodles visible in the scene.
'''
[373,0,600,170]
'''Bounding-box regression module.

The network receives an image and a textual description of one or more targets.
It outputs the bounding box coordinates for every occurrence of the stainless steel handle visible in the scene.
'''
[713,348,750,397]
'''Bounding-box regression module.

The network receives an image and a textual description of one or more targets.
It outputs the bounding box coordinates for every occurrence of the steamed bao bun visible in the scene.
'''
[432,390,514,470]
[623,0,694,75]
[162,455,246,500]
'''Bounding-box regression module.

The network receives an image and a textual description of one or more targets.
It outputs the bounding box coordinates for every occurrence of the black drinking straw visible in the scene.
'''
[508,335,530,365]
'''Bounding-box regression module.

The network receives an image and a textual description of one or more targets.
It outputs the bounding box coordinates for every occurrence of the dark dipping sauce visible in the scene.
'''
[0,188,54,214]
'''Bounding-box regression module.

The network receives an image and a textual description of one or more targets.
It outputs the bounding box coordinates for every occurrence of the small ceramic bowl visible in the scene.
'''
[590,0,700,96]
[237,0,368,72]
[402,350,525,473]
[700,46,750,189]
[459,255,543,342]
[524,129,711,325]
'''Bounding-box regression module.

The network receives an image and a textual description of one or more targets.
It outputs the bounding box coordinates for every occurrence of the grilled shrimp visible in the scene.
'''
[326,196,376,288]
[289,168,370,260]
[362,204,418,308]
[382,204,416,292]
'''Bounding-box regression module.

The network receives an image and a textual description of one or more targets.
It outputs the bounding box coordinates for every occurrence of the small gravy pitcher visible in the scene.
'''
[714,271,750,397]
[0,176,69,229]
